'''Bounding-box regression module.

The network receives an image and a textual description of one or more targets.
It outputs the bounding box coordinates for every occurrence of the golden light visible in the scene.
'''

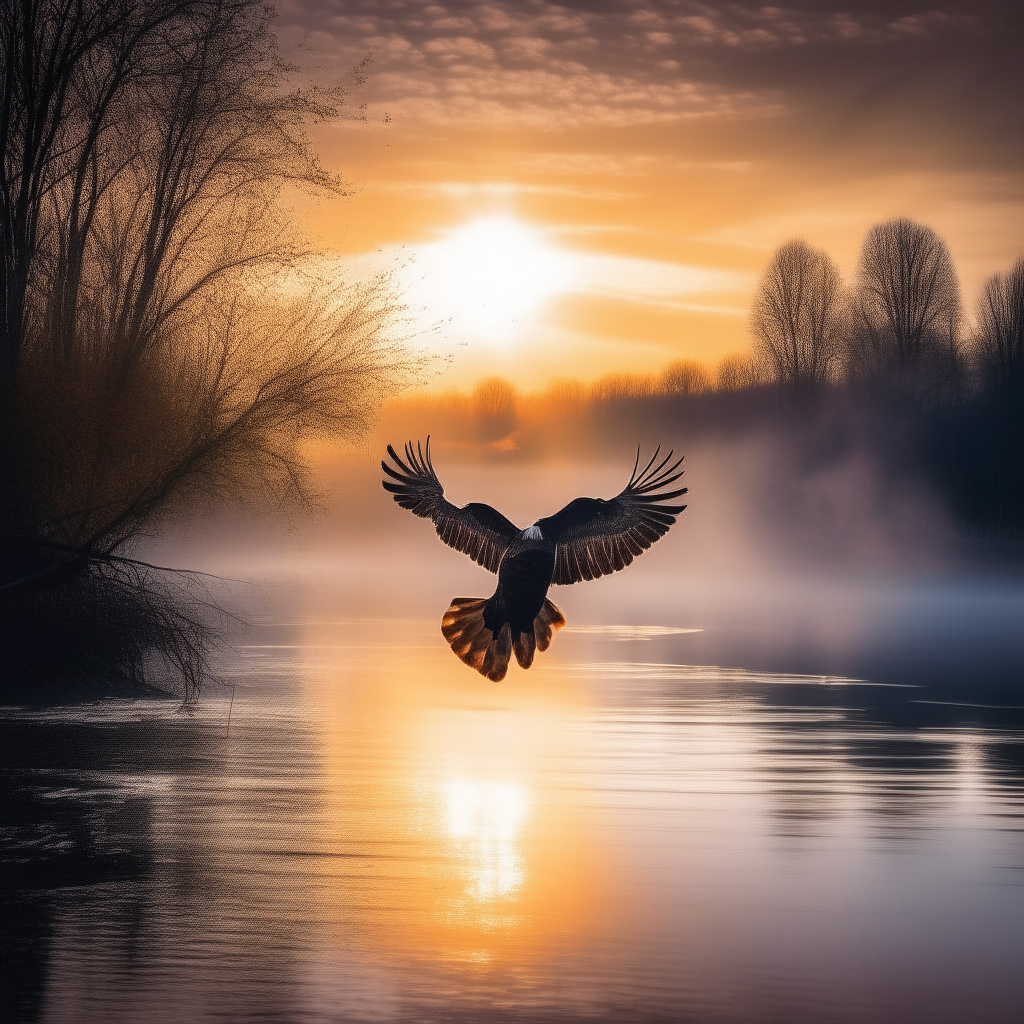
[430,216,570,342]
[444,779,528,902]
[298,618,609,969]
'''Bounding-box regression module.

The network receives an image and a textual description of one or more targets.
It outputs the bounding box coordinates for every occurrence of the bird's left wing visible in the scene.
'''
[382,438,520,574]
[538,447,687,585]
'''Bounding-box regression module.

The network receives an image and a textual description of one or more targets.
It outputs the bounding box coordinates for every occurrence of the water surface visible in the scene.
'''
[3,616,1024,1023]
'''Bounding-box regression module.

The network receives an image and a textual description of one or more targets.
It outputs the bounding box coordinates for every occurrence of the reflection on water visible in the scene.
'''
[3,617,1024,1023]
[563,625,703,639]
[444,780,526,902]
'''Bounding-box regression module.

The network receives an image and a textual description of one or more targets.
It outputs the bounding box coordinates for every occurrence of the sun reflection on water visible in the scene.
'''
[444,780,527,902]
[298,620,602,971]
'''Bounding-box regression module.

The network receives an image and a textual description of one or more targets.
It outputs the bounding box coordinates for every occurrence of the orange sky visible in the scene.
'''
[275,0,1024,391]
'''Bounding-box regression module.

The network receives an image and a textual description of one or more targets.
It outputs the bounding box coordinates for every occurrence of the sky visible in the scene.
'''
[274,0,1024,391]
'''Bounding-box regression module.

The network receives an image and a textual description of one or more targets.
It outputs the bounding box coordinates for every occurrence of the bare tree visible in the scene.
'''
[0,1,415,692]
[589,373,657,402]
[749,239,844,387]
[714,352,761,391]
[13,280,407,554]
[2,0,401,552]
[976,257,1024,391]
[660,358,710,395]
[0,0,202,397]
[471,376,518,441]
[847,218,963,394]
[10,1,349,371]
[542,378,586,406]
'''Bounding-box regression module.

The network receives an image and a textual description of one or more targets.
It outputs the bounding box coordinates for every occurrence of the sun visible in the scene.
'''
[430,216,570,342]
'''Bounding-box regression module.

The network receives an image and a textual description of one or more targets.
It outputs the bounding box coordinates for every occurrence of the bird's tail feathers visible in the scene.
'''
[533,599,565,654]
[441,597,565,681]
[441,598,508,681]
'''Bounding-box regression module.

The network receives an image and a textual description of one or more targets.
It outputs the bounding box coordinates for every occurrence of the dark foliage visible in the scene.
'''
[0,1,413,697]
[0,554,218,699]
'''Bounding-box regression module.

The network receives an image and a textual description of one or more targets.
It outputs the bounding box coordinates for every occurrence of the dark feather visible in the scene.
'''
[538,447,687,585]
[382,437,520,573]
[441,595,564,681]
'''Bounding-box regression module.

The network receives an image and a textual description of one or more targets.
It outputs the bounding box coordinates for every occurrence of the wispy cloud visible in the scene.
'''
[279,1,787,128]
[568,251,748,307]
[371,180,639,201]
[512,153,753,177]
[316,235,750,336]
[280,2,983,128]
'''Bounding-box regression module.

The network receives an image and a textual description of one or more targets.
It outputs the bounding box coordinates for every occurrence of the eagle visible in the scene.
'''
[382,439,686,682]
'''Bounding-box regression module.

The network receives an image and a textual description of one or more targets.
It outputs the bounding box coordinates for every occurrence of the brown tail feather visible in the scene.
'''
[441,596,566,681]
[534,598,566,652]
[442,599,487,671]
[513,630,536,669]
[441,598,510,681]
[481,623,512,681]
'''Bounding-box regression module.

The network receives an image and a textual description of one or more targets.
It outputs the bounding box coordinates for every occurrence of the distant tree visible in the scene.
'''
[750,239,844,386]
[714,353,761,391]
[960,256,1024,536]
[472,376,517,418]
[472,376,517,440]
[660,359,711,395]
[589,372,657,402]
[976,257,1024,391]
[542,377,586,406]
[847,218,963,395]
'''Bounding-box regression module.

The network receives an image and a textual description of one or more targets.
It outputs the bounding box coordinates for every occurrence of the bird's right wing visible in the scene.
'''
[538,447,686,585]
[382,438,520,574]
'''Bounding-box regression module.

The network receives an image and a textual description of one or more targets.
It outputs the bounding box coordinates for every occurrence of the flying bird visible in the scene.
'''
[382,439,687,681]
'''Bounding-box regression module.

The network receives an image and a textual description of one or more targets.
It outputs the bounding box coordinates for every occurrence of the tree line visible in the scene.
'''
[750,220,1022,399]
[747,221,1023,536]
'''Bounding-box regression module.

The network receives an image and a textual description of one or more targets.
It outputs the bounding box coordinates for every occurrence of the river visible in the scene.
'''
[3,597,1024,1022]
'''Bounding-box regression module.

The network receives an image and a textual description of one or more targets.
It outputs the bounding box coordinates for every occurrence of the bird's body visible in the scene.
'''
[487,534,556,635]
[383,439,686,681]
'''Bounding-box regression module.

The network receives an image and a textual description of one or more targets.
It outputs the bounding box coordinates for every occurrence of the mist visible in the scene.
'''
[144,378,1024,707]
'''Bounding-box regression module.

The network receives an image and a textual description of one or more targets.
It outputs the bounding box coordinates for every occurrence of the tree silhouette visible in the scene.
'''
[847,218,962,396]
[471,376,518,440]
[660,359,710,395]
[976,257,1024,392]
[1,1,195,396]
[0,0,413,693]
[715,352,761,391]
[750,239,844,387]
[955,255,1024,535]
[589,372,657,402]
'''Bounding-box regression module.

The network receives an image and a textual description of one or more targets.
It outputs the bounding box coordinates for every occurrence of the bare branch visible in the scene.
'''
[750,239,845,387]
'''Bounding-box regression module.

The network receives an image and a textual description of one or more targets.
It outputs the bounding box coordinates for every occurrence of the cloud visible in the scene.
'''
[511,153,753,177]
[371,179,639,200]
[316,237,750,330]
[277,1,786,128]
[276,2,1016,139]
[421,35,496,62]
[568,252,749,307]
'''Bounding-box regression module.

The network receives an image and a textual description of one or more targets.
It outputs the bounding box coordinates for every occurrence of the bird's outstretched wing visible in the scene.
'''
[538,447,687,585]
[382,438,520,574]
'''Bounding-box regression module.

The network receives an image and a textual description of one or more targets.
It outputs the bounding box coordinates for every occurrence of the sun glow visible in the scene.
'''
[430,216,570,342]
[444,779,528,902]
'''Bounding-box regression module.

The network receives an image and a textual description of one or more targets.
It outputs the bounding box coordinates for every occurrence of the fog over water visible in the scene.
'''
[4,433,1024,1023]
[160,426,1024,699]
